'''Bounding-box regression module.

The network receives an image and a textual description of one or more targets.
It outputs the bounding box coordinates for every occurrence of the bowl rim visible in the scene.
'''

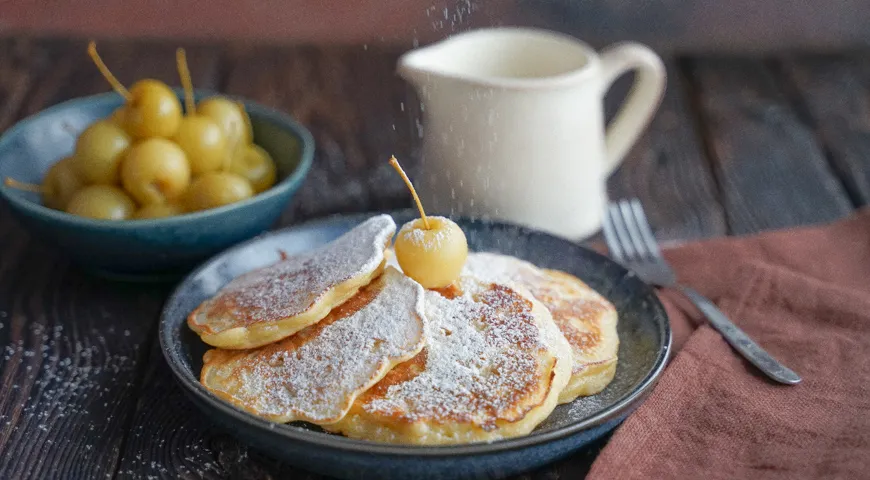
[0,90,314,229]
[159,212,673,457]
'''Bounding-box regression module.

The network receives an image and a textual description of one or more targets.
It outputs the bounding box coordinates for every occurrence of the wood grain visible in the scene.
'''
[778,53,870,206]
[684,57,853,234]
[221,45,417,224]
[0,226,168,478]
[115,344,319,480]
[607,61,726,242]
[0,39,37,132]
[17,40,221,119]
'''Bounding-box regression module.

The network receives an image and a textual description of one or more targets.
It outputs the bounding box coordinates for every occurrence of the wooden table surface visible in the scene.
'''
[0,38,868,479]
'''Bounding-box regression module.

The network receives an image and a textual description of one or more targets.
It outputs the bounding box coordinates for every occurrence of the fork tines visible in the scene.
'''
[603,199,662,263]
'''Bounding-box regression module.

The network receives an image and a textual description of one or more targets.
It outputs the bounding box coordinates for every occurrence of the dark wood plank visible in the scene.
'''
[777,53,870,206]
[684,57,853,234]
[220,45,416,225]
[0,39,39,132]
[0,236,168,478]
[0,41,221,479]
[18,39,222,119]
[520,438,606,480]
[115,343,319,480]
[607,61,726,242]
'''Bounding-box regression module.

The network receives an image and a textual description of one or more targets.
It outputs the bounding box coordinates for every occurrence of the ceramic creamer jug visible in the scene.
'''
[398,28,666,240]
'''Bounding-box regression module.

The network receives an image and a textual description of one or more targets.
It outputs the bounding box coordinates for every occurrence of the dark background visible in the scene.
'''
[2,0,870,52]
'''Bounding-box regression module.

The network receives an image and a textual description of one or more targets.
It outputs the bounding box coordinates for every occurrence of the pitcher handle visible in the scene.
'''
[598,43,667,176]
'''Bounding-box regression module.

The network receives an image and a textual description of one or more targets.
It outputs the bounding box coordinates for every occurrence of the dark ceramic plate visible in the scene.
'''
[160,212,671,480]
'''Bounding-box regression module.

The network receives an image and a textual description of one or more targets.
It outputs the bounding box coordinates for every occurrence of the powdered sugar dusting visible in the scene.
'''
[202,268,425,423]
[361,276,553,427]
[398,216,454,252]
[464,252,616,373]
[463,251,542,285]
[195,215,395,332]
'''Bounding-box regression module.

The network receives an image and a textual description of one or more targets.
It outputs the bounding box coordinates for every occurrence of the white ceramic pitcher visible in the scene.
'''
[398,28,666,240]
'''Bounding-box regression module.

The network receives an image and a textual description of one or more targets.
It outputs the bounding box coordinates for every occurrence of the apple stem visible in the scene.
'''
[87,41,132,101]
[4,177,45,193]
[389,156,430,230]
[176,48,196,115]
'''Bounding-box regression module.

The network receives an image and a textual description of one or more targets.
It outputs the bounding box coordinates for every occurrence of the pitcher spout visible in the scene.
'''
[396,44,445,91]
[397,28,598,91]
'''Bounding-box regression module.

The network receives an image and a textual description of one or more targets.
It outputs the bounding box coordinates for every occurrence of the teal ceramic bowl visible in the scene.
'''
[0,91,314,281]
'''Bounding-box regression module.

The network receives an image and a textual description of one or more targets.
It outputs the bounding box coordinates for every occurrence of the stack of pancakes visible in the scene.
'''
[189,215,618,445]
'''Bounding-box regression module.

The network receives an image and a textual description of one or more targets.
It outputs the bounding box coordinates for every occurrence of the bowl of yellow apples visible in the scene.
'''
[0,44,313,280]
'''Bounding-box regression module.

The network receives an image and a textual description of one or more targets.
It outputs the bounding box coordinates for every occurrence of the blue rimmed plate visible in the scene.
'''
[160,212,670,479]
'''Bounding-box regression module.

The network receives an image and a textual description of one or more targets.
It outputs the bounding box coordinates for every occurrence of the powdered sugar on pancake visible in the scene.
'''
[200,268,426,424]
[193,215,395,333]
[464,252,616,377]
[463,251,543,285]
[360,276,557,428]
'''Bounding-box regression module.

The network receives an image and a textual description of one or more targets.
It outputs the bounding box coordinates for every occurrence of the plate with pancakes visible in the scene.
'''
[160,211,670,480]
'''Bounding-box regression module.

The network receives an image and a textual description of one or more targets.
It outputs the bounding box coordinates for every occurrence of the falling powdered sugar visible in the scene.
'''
[200,268,426,424]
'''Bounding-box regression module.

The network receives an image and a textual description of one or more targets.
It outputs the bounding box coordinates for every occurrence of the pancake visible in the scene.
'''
[325,275,572,445]
[464,252,619,403]
[189,215,396,349]
[199,267,426,424]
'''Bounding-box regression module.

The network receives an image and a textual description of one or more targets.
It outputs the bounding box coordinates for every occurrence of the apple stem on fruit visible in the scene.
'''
[388,156,430,230]
[176,48,196,115]
[4,177,46,193]
[87,41,132,101]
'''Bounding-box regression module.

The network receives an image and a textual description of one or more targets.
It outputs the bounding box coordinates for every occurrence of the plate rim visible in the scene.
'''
[159,212,672,457]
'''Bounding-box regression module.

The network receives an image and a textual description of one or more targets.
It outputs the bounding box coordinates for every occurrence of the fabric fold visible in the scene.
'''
[589,209,870,479]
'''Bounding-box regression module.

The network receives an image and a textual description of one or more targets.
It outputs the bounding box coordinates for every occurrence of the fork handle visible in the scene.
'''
[678,286,802,385]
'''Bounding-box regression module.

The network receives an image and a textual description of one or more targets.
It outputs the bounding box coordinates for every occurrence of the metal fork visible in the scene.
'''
[603,199,801,385]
